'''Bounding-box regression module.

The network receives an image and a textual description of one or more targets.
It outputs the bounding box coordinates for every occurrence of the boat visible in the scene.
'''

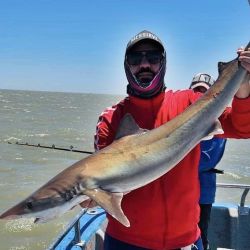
[48,183,250,250]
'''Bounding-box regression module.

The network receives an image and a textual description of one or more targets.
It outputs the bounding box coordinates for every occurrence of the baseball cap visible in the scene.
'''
[189,73,215,90]
[126,30,164,52]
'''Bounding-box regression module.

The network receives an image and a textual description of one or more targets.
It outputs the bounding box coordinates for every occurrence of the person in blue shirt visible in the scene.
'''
[190,73,227,250]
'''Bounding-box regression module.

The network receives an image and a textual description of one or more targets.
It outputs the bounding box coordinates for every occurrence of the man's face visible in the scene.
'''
[192,85,208,93]
[126,41,163,86]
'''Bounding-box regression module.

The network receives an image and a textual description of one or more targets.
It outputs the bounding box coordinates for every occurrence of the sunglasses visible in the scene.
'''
[126,50,163,66]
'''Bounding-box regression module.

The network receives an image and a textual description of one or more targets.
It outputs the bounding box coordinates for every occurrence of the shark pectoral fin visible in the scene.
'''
[84,188,130,227]
[123,191,131,195]
[202,119,224,141]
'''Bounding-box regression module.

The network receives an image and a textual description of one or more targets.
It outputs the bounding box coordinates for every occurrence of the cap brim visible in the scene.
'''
[190,82,210,90]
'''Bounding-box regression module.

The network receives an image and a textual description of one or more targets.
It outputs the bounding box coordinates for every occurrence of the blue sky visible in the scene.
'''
[0,0,249,95]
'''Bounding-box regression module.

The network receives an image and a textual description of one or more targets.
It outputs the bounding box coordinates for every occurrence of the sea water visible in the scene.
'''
[0,89,249,249]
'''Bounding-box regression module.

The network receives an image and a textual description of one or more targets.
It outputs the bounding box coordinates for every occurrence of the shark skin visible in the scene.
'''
[0,42,249,227]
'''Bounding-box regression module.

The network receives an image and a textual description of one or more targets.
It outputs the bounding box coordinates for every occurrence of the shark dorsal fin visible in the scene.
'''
[115,113,146,140]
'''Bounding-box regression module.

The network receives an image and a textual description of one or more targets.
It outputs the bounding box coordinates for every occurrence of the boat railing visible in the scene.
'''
[48,207,106,250]
[216,182,250,215]
[210,183,250,249]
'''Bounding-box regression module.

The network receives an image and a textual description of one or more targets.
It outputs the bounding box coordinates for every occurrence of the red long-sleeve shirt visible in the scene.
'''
[94,89,250,249]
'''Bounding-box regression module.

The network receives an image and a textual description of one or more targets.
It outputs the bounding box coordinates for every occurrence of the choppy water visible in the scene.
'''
[0,89,249,250]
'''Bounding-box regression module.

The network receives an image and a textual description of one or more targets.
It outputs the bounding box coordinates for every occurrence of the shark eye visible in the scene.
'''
[26,201,33,209]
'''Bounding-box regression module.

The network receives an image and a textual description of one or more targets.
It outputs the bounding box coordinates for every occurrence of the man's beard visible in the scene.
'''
[135,68,155,87]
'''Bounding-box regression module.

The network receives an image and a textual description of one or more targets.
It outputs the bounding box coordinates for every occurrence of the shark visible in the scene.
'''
[0,42,249,227]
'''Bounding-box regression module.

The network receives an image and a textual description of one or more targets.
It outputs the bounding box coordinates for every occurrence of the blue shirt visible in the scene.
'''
[199,137,227,204]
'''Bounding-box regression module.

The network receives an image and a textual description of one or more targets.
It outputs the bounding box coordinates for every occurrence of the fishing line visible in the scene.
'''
[6,141,94,155]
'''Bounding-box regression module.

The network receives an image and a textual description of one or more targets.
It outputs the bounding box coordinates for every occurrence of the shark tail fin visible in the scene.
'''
[84,188,130,227]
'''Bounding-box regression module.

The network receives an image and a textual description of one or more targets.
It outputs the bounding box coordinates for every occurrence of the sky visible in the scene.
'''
[0,0,249,95]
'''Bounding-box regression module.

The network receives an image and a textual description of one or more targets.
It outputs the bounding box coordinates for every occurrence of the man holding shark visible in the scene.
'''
[94,30,250,250]
[1,30,250,250]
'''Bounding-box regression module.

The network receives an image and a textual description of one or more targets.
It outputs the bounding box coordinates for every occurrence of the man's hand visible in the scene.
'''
[235,47,250,99]
[239,47,250,72]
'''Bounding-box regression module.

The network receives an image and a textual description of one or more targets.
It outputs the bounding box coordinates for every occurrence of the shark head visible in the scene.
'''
[0,194,65,222]
[0,191,89,223]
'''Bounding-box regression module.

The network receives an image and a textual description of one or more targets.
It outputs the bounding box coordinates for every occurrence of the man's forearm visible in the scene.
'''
[235,73,250,98]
